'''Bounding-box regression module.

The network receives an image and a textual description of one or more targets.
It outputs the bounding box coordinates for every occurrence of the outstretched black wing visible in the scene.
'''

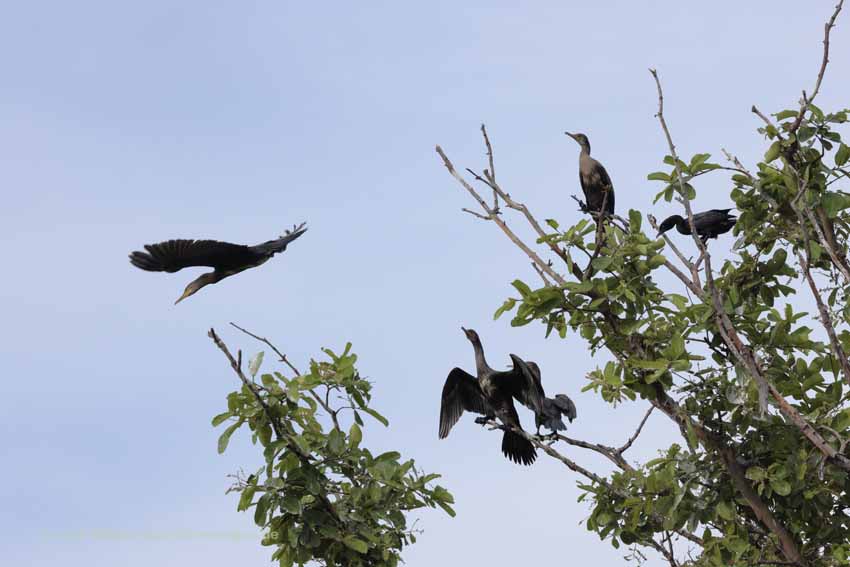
[503,354,545,416]
[251,223,308,256]
[439,368,492,438]
[129,239,254,273]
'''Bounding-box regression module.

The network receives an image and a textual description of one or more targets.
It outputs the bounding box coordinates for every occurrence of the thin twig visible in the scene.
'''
[788,0,845,133]
[436,145,568,286]
[616,406,655,455]
[228,322,342,429]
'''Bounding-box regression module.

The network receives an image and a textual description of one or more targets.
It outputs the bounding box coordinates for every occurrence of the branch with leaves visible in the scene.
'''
[434,6,850,564]
[208,327,454,567]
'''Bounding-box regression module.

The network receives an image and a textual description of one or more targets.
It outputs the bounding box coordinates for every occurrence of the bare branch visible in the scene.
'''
[789,0,845,133]
[436,145,568,286]
[461,207,491,220]
[616,406,655,455]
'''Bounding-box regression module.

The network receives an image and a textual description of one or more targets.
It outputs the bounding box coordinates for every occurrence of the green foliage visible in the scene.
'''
[493,101,850,564]
[214,343,453,567]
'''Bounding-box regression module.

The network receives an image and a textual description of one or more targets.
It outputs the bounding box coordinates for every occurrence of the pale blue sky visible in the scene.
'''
[1,2,847,566]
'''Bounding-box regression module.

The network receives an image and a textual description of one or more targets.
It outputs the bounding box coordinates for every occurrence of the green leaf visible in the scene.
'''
[764,141,781,163]
[436,501,456,517]
[836,143,850,166]
[716,500,734,521]
[821,192,850,218]
[348,423,363,449]
[493,298,517,320]
[630,359,669,370]
[647,171,670,182]
[770,479,792,496]
[327,428,345,455]
[689,153,711,169]
[211,411,232,427]
[375,451,401,462]
[218,420,242,454]
[512,279,532,298]
[746,466,767,482]
[592,256,613,271]
[361,407,389,427]
[237,485,256,512]
[254,494,270,526]
[249,351,264,378]
[342,536,369,554]
[628,209,642,232]
[648,254,667,269]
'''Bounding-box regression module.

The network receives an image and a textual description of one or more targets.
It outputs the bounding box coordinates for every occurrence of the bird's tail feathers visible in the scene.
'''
[501,430,537,466]
[546,416,567,431]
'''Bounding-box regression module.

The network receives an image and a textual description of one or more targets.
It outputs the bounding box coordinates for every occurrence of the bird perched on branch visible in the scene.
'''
[520,361,577,435]
[438,328,542,465]
[129,223,307,304]
[566,132,615,218]
[657,209,736,243]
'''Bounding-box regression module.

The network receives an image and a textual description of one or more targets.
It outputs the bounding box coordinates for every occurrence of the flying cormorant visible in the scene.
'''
[129,223,307,303]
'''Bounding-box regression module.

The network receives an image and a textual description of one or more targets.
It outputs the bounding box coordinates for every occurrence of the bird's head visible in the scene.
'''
[565,132,591,153]
[657,215,683,237]
[175,273,216,304]
[461,327,479,344]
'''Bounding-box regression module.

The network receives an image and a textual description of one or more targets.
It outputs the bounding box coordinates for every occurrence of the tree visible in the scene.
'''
[208,324,455,567]
[435,3,849,565]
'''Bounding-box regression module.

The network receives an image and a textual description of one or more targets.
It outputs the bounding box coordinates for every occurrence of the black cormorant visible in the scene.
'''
[521,361,577,435]
[657,209,736,243]
[566,132,615,217]
[130,223,307,303]
[438,328,541,465]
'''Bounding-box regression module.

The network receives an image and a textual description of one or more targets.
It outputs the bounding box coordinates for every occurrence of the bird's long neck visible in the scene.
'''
[470,336,490,375]
[580,141,591,156]
[676,216,691,235]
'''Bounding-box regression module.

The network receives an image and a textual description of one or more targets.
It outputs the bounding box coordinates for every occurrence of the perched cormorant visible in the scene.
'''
[566,132,615,217]
[520,361,577,435]
[130,223,307,303]
[657,209,736,243]
[438,328,541,465]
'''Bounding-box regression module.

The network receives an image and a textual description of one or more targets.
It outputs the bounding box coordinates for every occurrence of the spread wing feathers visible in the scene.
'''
[504,355,545,416]
[251,224,308,256]
[129,239,252,273]
[439,368,492,438]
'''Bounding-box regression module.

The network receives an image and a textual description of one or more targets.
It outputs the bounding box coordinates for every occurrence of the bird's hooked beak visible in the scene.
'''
[460,326,468,333]
[565,131,578,142]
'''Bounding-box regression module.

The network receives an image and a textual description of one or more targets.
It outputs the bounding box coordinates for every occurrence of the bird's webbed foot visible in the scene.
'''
[535,430,558,442]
